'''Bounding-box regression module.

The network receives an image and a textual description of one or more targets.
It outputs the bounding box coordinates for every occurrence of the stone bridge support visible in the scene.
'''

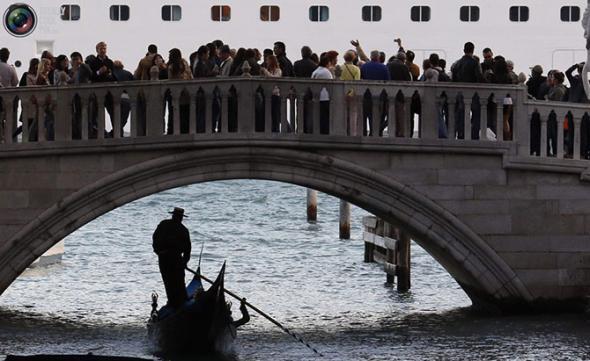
[1,78,590,313]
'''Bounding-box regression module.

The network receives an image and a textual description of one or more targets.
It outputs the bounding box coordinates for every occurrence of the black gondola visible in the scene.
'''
[147,262,232,355]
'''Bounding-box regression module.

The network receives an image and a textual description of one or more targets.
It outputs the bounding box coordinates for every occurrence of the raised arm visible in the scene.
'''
[350,40,369,62]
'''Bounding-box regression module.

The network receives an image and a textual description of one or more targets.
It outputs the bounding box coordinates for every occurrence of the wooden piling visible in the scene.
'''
[306,189,317,223]
[384,223,396,284]
[364,242,375,263]
[339,200,351,239]
[397,231,411,292]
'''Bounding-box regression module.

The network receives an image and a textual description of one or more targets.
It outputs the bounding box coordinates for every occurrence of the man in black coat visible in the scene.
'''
[293,46,318,78]
[451,42,483,83]
[526,65,547,100]
[451,42,484,140]
[87,42,115,83]
[153,207,192,308]
[86,42,115,137]
[387,52,412,81]
[274,41,294,77]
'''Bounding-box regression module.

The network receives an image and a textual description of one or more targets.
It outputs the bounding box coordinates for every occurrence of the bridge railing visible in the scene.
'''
[0,78,587,160]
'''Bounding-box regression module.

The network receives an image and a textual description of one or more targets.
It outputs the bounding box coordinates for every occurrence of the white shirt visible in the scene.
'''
[0,62,18,87]
[311,66,333,101]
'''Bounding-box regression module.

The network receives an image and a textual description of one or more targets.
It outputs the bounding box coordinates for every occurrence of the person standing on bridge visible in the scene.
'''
[153,207,192,308]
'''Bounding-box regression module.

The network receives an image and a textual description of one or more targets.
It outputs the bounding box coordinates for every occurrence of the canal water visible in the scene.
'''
[1,180,589,360]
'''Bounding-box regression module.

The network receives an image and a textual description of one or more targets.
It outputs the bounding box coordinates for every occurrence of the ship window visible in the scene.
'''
[410,6,430,22]
[509,6,529,22]
[561,6,580,22]
[460,6,479,22]
[260,5,280,21]
[211,5,231,21]
[162,5,182,21]
[309,6,329,22]
[110,5,129,21]
[362,6,382,22]
[60,5,80,21]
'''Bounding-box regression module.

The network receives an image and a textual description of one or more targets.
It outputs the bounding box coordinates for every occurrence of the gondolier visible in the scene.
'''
[153,207,192,308]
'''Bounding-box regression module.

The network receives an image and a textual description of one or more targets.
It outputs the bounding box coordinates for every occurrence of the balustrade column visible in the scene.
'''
[203,93,212,135]
[189,95,197,134]
[0,106,4,143]
[221,94,229,134]
[129,97,138,138]
[113,96,122,138]
[280,96,289,133]
[97,96,105,140]
[289,94,297,133]
[480,101,488,141]
[557,115,565,159]
[356,95,365,136]
[574,116,582,160]
[421,88,438,140]
[37,100,46,142]
[237,84,254,134]
[387,95,396,138]
[312,94,321,135]
[540,112,548,158]
[81,97,89,140]
[296,95,305,135]
[146,88,164,136]
[4,100,14,144]
[463,100,472,140]
[404,97,412,138]
[371,95,380,137]
[21,101,29,143]
[171,93,180,135]
[447,101,456,139]
[514,89,530,156]
[496,103,504,141]
[55,93,73,141]
[264,90,272,134]
[330,86,345,136]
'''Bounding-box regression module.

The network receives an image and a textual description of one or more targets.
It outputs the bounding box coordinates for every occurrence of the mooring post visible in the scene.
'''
[339,200,351,239]
[364,242,375,263]
[397,231,411,292]
[384,223,396,284]
[307,189,318,223]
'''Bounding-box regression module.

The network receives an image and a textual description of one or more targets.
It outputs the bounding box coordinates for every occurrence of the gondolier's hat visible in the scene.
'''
[169,207,188,218]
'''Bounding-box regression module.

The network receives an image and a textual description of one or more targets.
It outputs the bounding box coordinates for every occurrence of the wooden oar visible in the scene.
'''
[186,266,324,357]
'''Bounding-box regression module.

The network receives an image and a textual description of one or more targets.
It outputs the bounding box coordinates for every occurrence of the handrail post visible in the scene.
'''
[574,115,582,160]
[330,84,345,136]
[420,87,438,140]
[237,81,254,134]
[514,88,530,156]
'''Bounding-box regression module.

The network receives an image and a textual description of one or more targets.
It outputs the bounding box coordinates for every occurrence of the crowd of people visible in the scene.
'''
[0,38,587,155]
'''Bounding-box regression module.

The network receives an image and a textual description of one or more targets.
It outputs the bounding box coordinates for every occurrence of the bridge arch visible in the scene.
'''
[1,147,531,310]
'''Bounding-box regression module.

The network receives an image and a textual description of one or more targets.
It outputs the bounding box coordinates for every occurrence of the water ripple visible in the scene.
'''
[0,180,586,359]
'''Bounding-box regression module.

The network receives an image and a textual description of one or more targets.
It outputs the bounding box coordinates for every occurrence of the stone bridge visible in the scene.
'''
[0,78,589,313]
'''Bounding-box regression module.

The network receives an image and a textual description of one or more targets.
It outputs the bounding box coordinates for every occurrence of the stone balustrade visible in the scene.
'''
[0,78,588,162]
